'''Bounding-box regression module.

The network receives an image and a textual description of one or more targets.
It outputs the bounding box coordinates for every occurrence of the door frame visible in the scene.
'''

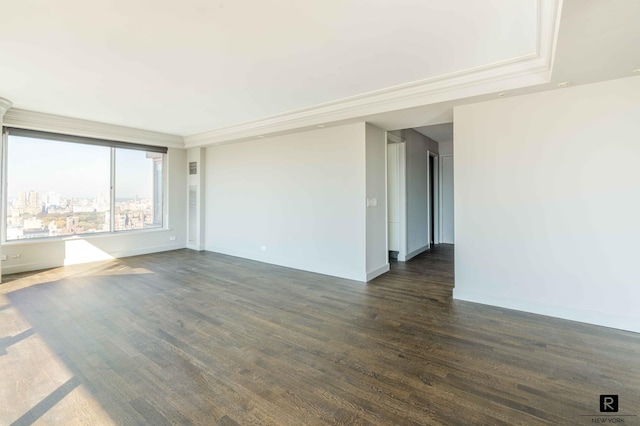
[428,150,440,246]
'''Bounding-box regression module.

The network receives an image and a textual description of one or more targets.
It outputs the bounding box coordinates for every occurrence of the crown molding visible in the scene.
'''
[2,0,562,149]
[185,0,562,148]
[184,54,545,148]
[0,97,12,118]
[3,108,184,149]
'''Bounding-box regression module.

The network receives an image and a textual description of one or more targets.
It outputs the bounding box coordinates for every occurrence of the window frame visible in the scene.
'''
[1,127,168,243]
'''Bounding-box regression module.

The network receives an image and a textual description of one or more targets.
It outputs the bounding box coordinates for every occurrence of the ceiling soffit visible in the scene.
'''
[184,0,562,147]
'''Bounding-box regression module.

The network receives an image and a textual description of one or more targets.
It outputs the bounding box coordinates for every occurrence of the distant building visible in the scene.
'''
[23,228,50,239]
[23,218,44,230]
[65,216,82,234]
[48,221,59,237]
[16,190,43,215]
[45,191,61,208]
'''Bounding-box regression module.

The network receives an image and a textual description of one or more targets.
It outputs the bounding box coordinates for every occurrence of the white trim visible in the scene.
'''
[186,243,205,251]
[398,143,407,261]
[430,151,440,245]
[453,288,640,334]
[367,263,390,282]
[427,150,432,249]
[106,243,185,259]
[0,1,562,151]
[403,243,430,262]
[0,97,12,117]
[384,134,389,260]
[184,0,561,148]
[2,260,67,275]
[205,245,367,282]
[1,243,185,275]
[3,108,184,149]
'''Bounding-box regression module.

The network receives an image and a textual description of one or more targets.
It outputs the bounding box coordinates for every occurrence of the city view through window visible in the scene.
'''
[5,135,164,241]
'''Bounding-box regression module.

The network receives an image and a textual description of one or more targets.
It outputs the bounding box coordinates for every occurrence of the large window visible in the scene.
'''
[2,128,166,241]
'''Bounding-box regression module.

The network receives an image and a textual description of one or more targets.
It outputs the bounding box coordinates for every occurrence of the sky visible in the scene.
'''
[6,135,155,200]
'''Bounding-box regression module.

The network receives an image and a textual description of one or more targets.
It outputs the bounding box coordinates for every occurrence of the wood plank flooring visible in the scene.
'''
[1,245,639,425]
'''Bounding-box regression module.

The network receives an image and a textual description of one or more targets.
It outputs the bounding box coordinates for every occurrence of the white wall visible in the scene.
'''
[386,142,403,253]
[440,155,455,243]
[1,148,188,274]
[205,123,370,281]
[401,129,439,260]
[405,131,429,258]
[365,123,389,280]
[435,138,454,244]
[439,140,453,155]
[186,147,206,250]
[454,76,640,333]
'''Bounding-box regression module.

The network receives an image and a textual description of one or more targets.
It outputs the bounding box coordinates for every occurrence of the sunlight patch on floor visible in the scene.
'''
[0,300,114,425]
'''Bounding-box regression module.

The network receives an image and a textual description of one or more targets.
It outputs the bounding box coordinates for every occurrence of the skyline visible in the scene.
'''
[6,190,153,203]
[7,135,156,199]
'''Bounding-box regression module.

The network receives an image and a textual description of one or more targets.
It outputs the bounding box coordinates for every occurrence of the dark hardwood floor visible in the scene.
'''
[1,245,639,425]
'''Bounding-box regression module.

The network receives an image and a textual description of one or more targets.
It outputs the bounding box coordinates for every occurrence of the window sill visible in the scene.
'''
[1,227,173,246]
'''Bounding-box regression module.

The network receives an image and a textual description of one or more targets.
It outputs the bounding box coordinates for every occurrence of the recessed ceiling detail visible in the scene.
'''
[1,0,551,142]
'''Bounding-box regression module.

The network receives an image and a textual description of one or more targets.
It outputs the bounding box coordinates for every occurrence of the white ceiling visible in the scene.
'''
[547,0,640,86]
[1,0,638,144]
[373,0,640,137]
[0,0,537,136]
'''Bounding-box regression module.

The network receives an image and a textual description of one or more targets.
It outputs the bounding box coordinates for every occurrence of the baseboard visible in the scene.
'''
[1,243,186,275]
[2,260,66,275]
[205,245,366,282]
[403,244,430,262]
[366,263,390,281]
[454,289,640,334]
[107,243,186,259]
[186,244,205,251]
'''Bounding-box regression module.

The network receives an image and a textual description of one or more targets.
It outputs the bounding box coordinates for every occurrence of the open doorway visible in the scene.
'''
[386,125,453,263]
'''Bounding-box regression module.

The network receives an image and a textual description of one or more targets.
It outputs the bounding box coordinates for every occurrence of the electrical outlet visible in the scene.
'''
[12,254,21,258]
[0,254,7,261]
[169,236,177,241]
[260,246,267,252]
